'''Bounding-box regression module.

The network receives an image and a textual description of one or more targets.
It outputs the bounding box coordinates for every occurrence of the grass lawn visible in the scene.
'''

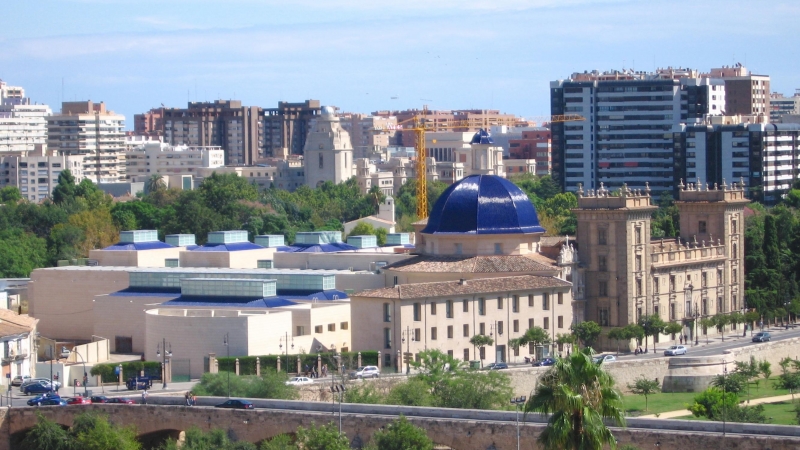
[622,377,793,416]
[672,401,799,425]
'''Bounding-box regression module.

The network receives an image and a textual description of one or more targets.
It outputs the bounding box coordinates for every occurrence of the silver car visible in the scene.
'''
[664,345,688,356]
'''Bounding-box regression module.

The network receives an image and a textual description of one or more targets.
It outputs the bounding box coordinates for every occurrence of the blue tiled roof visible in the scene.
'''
[422,174,546,235]
[189,242,265,252]
[277,243,359,253]
[470,128,494,145]
[102,241,175,251]
[161,295,298,308]
[282,289,349,301]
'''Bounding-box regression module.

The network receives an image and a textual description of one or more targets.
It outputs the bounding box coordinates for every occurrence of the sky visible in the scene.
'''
[2,0,798,128]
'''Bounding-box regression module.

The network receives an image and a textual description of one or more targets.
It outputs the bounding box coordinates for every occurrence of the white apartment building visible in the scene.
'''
[770,91,800,122]
[0,151,85,202]
[47,101,126,183]
[125,141,225,184]
[0,104,51,155]
[0,80,25,106]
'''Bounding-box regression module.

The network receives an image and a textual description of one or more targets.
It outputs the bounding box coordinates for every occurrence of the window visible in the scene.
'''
[599,308,609,326]
[383,328,392,349]
[497,321,504,336]
[699,221,707,233]
[463,324,469,337]
[557,292,563,305]
[478,298,486,315]
[447,350,453,357]
[479,347,486,360]
[717,269,723,285]
[494,243,502,254]
[636,279,642,296]
[297,326,306,336]
[558,316,564,328]
[654,277,660,294]
[635,226,642,244]
[327,323,336,332]
[636,255,642,272]
[447,325,453,339]
[463,349,470,361]
[732,219,738,234]
[319,154,324,168]
[513,319,519,333]
[528,295,534,307]
[414,328,421,341]
[430,302,437,315]
[717,297,723,314]
[446,300,453,318]
[598,255,607,272]
[670,275,676,292]
[479,323,486,335]
[528,318,534,329]
[413,303,421,321]
[497,297,503,310]
[454,243,462,255]
[543,317,550,330]
[463,299,469,312]
[512,295,519,312]
[670,303,676,320]
[383,303,391,322]
[702,298,708,316]
[542,293,550,310]
[314,325,323,334]
[340,322,349,330]
[598,229,607,245]
[702,272,707,288]
[431,327,438,340]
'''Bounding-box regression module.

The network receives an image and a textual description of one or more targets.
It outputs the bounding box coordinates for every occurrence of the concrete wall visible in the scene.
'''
[180,248,276,269]
[89,248,183,268]
[65,339,110,364]
[94,293,175,353]
[273,252,409,272]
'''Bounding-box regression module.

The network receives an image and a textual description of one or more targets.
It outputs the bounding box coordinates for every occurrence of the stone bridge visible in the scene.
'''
[1,397,799,450]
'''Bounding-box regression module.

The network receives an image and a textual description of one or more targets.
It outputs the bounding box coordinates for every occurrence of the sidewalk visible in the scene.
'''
[639,393,797,419]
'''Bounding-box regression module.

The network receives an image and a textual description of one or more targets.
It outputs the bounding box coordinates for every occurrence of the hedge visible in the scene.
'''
[90,361,162,384]
[216,351,379,375]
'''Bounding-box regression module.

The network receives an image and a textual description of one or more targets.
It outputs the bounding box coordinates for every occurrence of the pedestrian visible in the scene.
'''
[304,365,310,377]
[192,394,197,406]
[322,364,327,378]
[185,391,190,406]
[141,389,148,405]
[83,372,88,388]
[679,335,683,344]
[683,334,688,344]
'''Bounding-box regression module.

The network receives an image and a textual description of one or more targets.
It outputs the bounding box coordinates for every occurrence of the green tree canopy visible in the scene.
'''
[366,415,433,450]
[627,375,661,411]
[570,321,602,349]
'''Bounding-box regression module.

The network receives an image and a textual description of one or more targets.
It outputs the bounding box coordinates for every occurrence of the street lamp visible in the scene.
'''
[70,347,88,396]
[510,396,527,450]
[278,333,294,374]
[330,384,346,436]
[156,339,172,389]
[401,327,415,375]
[223,333,230,398]
[722,360,728,436]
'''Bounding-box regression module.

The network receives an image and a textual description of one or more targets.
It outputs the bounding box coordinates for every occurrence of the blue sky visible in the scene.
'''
[2,0,797,128]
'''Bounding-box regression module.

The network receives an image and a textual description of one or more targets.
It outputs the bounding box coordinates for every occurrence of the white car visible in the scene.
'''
[593,354,617,364]
[664,345,688,356]
[350,366,380,379]
[285,376,313,386]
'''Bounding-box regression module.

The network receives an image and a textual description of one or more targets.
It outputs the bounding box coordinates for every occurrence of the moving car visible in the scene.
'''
[215,399,254,409]
[752,332,771,342]
[37,398,68,406]
[533,358,557,367]
[593,354,617,364]
[27,392,60,406]
[66,396,92,405]
[349,366,380,379]
[90,396,110,403]
[486,362,508,370]
[23,381,57,395]
[106,397,136,404]
[11,375,31,387]
[285,377,313,386]
[664,345,688,356]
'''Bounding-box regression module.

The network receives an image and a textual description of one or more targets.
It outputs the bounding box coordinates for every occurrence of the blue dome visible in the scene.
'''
[422,175,546,235]
[470,129,494,145]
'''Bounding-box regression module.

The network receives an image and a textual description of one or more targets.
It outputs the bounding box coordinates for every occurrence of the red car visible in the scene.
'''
[66,397,92,405]
[106,397,136,404]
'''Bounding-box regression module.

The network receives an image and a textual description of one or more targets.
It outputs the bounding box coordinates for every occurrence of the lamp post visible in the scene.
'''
[694,303,700,346]
[71,348,88,396]
[510,396,526,450]
[330,384,346,436]
[156,339,172,390]
[784,298,791,329]
[279,333,293,374]
[722,360,728,436]
[223,333,230,398]
[401,327,415,375]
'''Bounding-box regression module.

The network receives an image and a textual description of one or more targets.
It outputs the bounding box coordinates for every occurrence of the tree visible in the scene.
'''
[525,348,625,450]
[52,169,77,204]
[606,328,627,356]
[18,412,72,450]
[699,317,715,344]
[509,326,550,357]
[622,324,645,348]
[0,228,47,277]
[346,221,387,246]
[570,321,602,350]
[713,314,730,342]
[663,322,683,341]
[385,378,434,407]
[146,174,166,193]
[0,186,21,203]
[294,422,349,450]
[688,387,739,420]
[469,334,494,367]
[637,314,666,352]
[627,376,661,411]
[260,434,294,450]
[71,412,141,450]
[367,415,433,450]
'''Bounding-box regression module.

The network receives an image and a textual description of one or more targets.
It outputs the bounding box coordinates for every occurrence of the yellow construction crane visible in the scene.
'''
[380,108,585,219]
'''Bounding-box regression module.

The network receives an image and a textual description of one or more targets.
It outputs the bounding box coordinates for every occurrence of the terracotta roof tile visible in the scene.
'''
[383,254,556,273]
[0,310,37,338]
[354,275,571,300]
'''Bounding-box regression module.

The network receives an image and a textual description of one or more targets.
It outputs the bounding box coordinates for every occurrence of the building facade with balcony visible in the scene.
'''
[0,309,38,386]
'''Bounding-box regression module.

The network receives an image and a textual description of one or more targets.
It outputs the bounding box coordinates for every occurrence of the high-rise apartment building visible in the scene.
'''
[0,81,51,155]
[262,100,321,157]
[705,64,770,118]
[508,129,551,176]
[133,107,165,140]
[124,141,225,185]
[47,101,126,183]
[339,113,398,159]
[0,150,85,202]
[162,100,262,166]
[0,80,25,106]
[550,68,725,197]
[770,91,800,122]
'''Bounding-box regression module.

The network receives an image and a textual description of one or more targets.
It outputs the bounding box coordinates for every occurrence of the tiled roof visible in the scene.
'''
[382,255,556,273]
[354,275,571,299]
[0,310,37,338]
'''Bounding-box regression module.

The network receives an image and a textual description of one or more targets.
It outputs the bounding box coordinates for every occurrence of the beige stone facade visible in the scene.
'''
[179,247,277,269]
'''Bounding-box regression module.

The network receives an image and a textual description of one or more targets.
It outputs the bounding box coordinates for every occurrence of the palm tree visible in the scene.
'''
[525,348,625,450]
[147,174,166,193]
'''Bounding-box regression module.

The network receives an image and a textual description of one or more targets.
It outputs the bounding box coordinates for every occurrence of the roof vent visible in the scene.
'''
[459,279,467,285]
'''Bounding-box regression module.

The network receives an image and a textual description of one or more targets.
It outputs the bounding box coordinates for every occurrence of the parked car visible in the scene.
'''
[285,377,313,386]
[349,366,380,379]
[215,399,254,409]
[593,354,617,364]
[106,397,136,404]
[533,358,557,367]
[24,381,56,395]
[27,392,61,406]
[486,362,508,370]
[752,332,771,342]
[125,376,153,391]
[11,375,31,386]
[90,396,110,404]
[66,396,92,405]
[20,378,60,392]
[38,398,68,406]
[664,345,688,356]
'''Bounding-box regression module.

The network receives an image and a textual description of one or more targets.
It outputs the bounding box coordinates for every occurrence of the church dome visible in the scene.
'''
[422,175,546,235]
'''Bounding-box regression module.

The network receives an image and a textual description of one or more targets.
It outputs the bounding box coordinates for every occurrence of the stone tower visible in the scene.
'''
[303,106,354,188]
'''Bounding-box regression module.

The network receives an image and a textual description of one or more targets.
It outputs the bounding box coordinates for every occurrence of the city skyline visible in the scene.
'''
[2,0,798,127]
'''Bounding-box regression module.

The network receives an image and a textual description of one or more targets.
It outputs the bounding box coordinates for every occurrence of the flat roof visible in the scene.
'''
[34,266,371,275]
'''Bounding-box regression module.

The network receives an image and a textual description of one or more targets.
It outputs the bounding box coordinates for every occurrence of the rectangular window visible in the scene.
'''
[512,295,519,312]
[448,350,453,358]
[635,226,642,244]
[636,279,642,296]
[543,317,550,330]
[636,255,642,272]
[480,347,486,360]
[314,325,323,334]
[431,327,438,340]
[513,319,519,333]
[670,275,676,292]
[528,295,534,307]
[414,328,421,341]
[463,324,469,337]
[413,303,421,321]
[446,300,453,318]
[717,269,723,286]
[702,272,707,288]
[557,292,563,305]
[494,243,502,254]
[598,229,607,245]
[599,308,609,326]
[430,302,437,315]
[463,299,469,312]
[497,297,503,310]
[463,349,470,361]
[542,294,550,311]
[447,325,453,339]
[558,316,564,328]
[479,323,486,335]
[383,328,392,349]
[497,321,504,335]
[340,322,349,330]
[297,326,306,336]
[699,221,707,233]
[528,318,534,329]
[670,303,676,320]
[328,323,335,332]
[654,277,660,294]
[478,298,486,315]
[598,255,607,272]
[383,303,391,322]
